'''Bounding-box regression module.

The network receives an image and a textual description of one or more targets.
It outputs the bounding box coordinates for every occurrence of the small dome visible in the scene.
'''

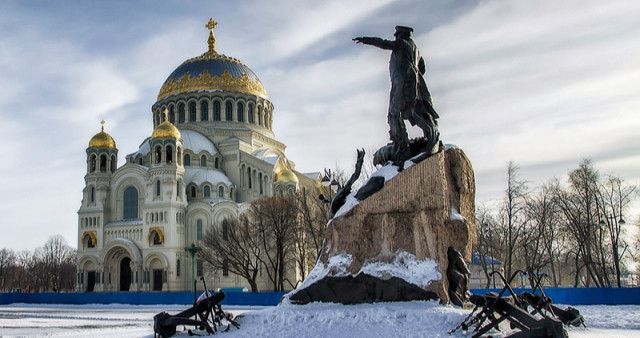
[88,121,116,149]
[276,169,298,183]
[152,110,181,139]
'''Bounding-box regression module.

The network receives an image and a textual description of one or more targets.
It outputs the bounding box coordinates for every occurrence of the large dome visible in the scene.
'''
[157,19,267,100]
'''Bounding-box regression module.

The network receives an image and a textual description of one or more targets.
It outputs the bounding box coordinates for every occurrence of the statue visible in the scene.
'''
[354,26,440,167]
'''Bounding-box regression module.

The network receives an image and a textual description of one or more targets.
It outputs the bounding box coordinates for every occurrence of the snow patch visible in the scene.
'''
[450,207,466,222]
[360,251,441,289]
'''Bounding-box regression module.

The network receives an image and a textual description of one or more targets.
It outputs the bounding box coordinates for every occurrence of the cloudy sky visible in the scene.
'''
[1,0,639,251]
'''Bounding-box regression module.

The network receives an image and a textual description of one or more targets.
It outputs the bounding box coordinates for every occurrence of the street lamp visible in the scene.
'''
[184,243,201,299]
[319,170,339,205]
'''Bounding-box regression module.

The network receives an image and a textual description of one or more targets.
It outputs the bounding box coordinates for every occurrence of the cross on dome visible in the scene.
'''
[205,18,218,55]
[100,119,105,132]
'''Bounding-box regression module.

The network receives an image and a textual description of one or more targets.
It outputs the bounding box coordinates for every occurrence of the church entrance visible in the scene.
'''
[153,269,163,291]
[120,257,132,291]
[86,271,96,292]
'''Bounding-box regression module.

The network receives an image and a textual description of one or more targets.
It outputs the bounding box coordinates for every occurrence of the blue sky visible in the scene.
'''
[1,0,639,251]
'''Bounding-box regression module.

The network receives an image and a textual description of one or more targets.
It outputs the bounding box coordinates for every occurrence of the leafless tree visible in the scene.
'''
[0,248,16,291]
[200,217,262,291]
[249,195,298,291]
[498,161,528,282]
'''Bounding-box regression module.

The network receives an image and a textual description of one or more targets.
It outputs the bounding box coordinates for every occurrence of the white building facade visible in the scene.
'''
[76,19,318,293]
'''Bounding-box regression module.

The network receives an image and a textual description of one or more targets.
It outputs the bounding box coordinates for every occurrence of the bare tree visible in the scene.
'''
[475,206,498,288]
[294,188,329,281]
[200,217,262,291]
[498,161,528,282]
[0,248,16,292]
[249,196,298,291]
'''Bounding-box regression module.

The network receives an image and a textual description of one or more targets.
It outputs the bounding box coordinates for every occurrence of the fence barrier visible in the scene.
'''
[1,288,639,306]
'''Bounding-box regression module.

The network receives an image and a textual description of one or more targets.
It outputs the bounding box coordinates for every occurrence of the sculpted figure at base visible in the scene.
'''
[354,26,440,166]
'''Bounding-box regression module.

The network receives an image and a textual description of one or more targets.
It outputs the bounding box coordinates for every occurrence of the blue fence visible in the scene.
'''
[1,288,640,306]
[470,287,640,305]
[0,291,287,306]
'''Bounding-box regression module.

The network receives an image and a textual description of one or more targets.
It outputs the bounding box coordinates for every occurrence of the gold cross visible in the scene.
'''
[205,18,218,55]
[100,119,105,132]
[206,18,218,31]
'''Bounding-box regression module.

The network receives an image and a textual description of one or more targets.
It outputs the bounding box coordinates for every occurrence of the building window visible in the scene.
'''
[189,102,196,122]
[169,106,175,123]
[200,155,206,167]
[123,186,138,220]
[213,101,221,121]
[176,259,181,277]
[197,260,204,277]
[259,173,263,194]
[156,180,161,196]
[204,186,210,198]
[222,260,229,277]
[90,187,95,202]
[155,146,162,163]
[190,186,196,198]
[166,146,173,164]
[178,103,185,123]
[248,104,254,124]
[247,168,252,189]
[90,155,96,172]
[184,154,191,166]
[222,220,229,241]
[237,102,244,122]
[197,219,203,240]
[100,154,107,172]
[218,186,224,198]
[229,188,234,200]
[225,101,232,121]
[201,101,208,121]
[111,155,117,172]
[258,107,263,126]
[214,157,219,169]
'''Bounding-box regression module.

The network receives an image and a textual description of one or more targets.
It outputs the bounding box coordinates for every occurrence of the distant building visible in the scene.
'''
[469,252,503,289]
[76,19,319,292]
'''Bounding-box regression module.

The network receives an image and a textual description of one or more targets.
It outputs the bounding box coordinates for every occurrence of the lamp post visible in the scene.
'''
[319,170,339,207]
[184,243,201,297]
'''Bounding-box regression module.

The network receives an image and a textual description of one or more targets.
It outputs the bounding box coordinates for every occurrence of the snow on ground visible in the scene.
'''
[0,302,639,337]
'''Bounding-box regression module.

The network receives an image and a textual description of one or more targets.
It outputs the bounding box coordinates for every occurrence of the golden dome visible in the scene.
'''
[276,168,299,183]
[88,121,116,149]
[157,19,268,100]
[153,110,181,139]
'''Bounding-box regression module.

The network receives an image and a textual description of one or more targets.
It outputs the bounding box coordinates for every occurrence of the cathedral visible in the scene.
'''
[76,19,320,292]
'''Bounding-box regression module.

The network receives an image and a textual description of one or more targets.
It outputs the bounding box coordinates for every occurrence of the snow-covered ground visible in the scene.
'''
[0,301,639,337]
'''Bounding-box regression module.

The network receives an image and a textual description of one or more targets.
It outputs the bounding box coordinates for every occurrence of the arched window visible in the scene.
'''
[218,186,224,197]
[248,104,254,124]
[178,103,185,123]
[201,101,208,121]
[214,157,219,169]
[237,102,244,122]
[222,220,229,241]
[169,106,175,123]
[90,155,97,172]
[247,167,252,189]
[176,259,181,277]
[190,186,196,198]
[213,101,221,121]
[184,154,191,166]
[225,101,233,121]
[259,173,263,194]
[189,102,196,121]
[197,260,204,277]
[155,146,162,163]
[197,219,203,240]
[258,107,263,126]
[100,154,107,172]
[204,185,210,197]
[229,188,234,200]
[156,180,161,196]
[166,146,173,164]
[111,155,117,172]
[200,155,206,167]
[90,187,95,203]
[123,186,138,220]
[83,234,95,248]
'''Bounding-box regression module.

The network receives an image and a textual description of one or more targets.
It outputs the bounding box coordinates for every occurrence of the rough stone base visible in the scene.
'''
[290,273,439,305]
[291,147,476,305]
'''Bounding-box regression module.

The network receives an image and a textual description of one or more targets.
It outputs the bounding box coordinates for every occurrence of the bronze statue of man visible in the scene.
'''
[354,26,440,163]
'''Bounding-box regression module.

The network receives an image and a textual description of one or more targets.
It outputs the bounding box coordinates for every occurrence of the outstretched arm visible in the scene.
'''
[353,36,396,50]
